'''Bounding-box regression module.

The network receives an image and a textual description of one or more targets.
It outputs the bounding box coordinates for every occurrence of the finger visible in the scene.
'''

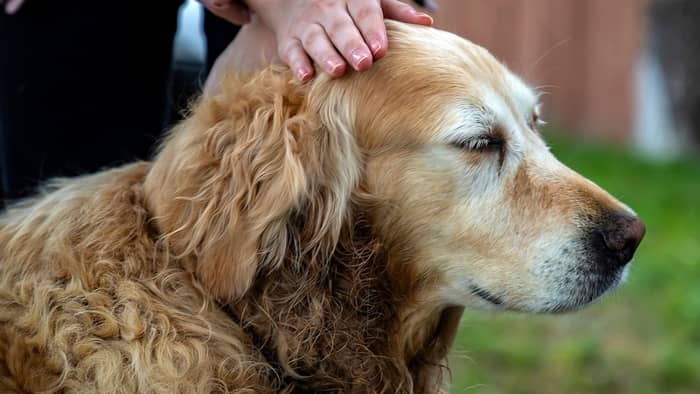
[5,0,25,14]
[321,13,373,71]
[348,0,388,59]
[299,24,347,78]
[381,0,433,26]
[278,39,315,83]
[201,0,251,25]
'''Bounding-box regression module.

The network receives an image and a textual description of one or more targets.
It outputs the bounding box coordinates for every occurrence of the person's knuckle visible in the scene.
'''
[354,5,377,23]
[301,26,325,47]
[278,41,297,61]
[327,17,347,35]
[315,0,337,12]
[344,38,366,54]
[278,37,293,52]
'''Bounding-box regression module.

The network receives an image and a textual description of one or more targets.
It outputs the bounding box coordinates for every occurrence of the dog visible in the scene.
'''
[0,21,644,393]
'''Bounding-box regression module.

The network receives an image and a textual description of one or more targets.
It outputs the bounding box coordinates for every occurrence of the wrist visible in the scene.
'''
[242,0,282,27]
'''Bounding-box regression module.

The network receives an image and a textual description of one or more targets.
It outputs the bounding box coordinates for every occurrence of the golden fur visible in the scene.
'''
[0,22,641,392]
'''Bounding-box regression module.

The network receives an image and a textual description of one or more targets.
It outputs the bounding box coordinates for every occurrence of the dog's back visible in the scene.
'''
[0,163,274,393]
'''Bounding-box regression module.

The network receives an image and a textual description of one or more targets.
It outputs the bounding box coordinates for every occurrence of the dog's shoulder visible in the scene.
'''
[0,163,277,392]
[0,162,152,277]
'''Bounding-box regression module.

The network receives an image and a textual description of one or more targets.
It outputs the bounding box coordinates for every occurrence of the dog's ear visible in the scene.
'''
[145,69,359,301]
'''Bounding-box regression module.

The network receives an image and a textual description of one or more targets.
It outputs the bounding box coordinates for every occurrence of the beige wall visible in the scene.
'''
[432,0,645,141]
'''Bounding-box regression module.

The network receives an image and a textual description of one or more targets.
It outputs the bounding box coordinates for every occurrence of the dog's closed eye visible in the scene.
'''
[450,135,503,152]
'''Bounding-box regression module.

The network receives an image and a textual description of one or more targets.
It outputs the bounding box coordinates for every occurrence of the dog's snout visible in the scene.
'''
[598,212,645,267]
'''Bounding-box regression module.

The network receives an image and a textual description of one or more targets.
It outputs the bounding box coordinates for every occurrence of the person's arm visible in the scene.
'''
[203,15,277,97]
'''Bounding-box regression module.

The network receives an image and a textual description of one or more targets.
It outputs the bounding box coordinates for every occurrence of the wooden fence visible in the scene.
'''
[432,0,646,141]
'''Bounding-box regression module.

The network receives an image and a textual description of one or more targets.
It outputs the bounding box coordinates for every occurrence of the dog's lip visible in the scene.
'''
[469,285,504,305]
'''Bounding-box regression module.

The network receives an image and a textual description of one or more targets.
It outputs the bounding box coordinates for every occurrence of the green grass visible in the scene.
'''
[449,132,700,394]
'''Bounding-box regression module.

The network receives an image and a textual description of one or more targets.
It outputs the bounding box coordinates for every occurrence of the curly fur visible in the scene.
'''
[0,26,464,392]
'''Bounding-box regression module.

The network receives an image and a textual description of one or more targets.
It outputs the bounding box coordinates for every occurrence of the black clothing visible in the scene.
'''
[0,2,239,201]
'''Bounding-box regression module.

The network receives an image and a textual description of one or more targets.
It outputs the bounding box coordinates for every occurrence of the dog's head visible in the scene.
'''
[145,22,644,314]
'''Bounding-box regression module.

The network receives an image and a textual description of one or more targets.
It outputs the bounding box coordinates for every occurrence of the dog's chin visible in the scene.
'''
[535,264,631,314]
[467,264,631,314]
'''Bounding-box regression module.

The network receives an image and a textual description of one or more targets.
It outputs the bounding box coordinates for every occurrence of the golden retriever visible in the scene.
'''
[0,21,645,393]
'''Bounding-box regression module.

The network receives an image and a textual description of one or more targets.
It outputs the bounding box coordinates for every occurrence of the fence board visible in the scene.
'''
[432,0,645,140]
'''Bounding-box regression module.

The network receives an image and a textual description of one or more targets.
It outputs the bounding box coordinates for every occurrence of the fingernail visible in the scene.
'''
[350,48,371,70]
[369,40,382,56]
[325,59,344,75]
[411,9,434,24]
[296,67,311,82]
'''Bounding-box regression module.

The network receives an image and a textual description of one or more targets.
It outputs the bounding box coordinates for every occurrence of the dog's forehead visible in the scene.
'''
[344,23,541,148]
[394,25,539,142]
[503,72,539,120]
[451,50,539,138]
[466,74,538,134]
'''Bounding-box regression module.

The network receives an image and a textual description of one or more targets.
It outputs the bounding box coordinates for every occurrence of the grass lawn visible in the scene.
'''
[449,133,700,394]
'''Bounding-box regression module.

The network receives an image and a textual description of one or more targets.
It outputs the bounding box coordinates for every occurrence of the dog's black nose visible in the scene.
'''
[599,212,645,268]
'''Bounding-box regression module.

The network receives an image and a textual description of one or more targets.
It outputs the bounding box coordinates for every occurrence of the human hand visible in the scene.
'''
[198,0,252,25]
[246,0,434,82]
[1,0,25,14]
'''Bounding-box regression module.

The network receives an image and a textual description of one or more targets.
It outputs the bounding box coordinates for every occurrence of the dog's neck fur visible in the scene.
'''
[226,209,463,392]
